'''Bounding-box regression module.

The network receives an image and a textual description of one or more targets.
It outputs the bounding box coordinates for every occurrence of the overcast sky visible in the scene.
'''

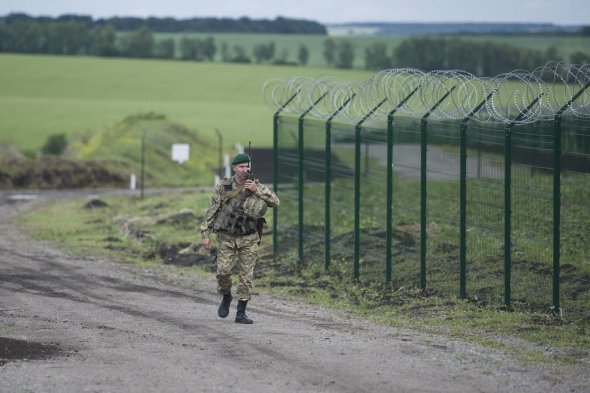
[1,0,588,25]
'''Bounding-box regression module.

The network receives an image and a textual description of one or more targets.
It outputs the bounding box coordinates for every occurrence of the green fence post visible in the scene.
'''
[386,114,394,284]
[354,98,388,281]
[420,118,427,290]
[419,86,456,290]
[503,124,511,308]
[325,95,355,271]
[272,114,279,254]
[298,116,304,262]
[551,81,590,314]
[298,92,328,262]
[273,92,298,254]
[459,92,494,299]
[386,87,420,284]
[504,94,544,309]
[553,114,563,315]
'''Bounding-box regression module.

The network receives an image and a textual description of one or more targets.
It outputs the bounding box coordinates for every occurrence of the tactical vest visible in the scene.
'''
[212,179,258,236]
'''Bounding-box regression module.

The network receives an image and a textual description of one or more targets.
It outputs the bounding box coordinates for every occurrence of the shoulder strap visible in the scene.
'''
[221,184,245,204]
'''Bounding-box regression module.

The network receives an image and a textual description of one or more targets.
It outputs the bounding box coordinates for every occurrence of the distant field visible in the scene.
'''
[2,35,588,153]
[0,54,372,152]
[155,32,590,68]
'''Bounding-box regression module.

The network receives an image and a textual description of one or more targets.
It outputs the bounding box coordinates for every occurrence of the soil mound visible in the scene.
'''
[0,157,128,189]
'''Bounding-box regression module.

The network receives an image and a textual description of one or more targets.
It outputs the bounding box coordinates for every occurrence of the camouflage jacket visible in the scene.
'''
[200,176,280,239]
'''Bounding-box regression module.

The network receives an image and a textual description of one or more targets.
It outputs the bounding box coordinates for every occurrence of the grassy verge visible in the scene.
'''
[16,191,589,367]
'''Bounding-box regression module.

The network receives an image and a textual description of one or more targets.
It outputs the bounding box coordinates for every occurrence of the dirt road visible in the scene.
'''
[0,190,587,393]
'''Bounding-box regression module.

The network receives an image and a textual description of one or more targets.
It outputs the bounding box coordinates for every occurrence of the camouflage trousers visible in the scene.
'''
[215,232,259,301]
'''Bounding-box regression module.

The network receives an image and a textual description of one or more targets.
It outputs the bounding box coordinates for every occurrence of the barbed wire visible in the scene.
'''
[262,62,590,125]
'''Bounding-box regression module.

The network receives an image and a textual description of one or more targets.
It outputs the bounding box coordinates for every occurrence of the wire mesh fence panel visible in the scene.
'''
[465,122,505,305]
[357,121,389,283]
[301,117,327,263]
[325,122,357,277]
[510,121,554,312]
[275,115,299,253]
[560,116,590,321]
[424,119,462,296]
[391,116,422,289]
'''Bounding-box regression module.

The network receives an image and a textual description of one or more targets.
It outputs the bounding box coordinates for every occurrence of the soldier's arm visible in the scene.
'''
[254,182,280,208]
[200,184,224,240]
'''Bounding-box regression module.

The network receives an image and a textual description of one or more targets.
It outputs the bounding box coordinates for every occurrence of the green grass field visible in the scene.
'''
[1,32,588,154]
[0,53,372,152]
[3,29,589,153]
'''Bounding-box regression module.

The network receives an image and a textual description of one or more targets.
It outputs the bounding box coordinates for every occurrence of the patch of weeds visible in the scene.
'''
[0,324,21,334]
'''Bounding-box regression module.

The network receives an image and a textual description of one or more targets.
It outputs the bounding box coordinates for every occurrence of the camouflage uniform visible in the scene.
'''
[200,176,279,301]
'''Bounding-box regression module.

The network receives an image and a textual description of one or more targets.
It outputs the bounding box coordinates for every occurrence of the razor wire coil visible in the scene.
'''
[263,62,590,124]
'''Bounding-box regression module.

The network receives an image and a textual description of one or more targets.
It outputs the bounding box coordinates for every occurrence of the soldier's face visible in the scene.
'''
[233,163,250,181]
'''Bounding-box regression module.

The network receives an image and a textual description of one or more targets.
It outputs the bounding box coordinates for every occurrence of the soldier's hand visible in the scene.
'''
[202,237,211,251]
[244,180,257,194]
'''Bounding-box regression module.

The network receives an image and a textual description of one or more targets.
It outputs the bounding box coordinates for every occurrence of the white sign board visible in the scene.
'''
[171,144,190,163]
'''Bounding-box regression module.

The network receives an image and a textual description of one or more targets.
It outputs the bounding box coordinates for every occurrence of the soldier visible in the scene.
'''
[200,153,279,324]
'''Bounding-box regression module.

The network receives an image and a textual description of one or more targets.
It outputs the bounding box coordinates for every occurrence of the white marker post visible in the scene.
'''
[130,174,137,190]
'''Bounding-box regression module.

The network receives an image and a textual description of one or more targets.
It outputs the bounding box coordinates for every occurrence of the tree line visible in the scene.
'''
[320,37,583,75]
[0,13,326,34]
[361,37,590,75]
[1,16,587,73]
[0,20,312,65]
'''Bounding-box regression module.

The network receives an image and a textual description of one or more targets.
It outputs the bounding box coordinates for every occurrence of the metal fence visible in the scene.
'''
[266,63,590,320]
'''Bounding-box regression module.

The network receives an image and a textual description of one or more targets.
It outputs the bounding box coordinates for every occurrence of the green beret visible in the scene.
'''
[231,153,250,165]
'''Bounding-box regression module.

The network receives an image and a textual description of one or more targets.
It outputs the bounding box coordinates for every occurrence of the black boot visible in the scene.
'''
[235,300,253,324]
[218,293,232,318]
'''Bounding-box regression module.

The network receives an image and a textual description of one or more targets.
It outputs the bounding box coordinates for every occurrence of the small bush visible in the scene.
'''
[41,134,68,156]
